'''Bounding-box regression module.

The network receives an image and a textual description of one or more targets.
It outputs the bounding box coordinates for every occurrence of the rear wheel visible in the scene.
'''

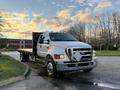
[20,53,29,62]
[83,68,93,72]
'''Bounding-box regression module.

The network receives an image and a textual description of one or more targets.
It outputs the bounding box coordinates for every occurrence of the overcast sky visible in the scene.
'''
[0,0,119,16]
[0,0,120,39]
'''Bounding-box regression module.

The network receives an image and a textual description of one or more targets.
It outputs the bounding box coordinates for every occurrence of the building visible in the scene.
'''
[0,38,32,49]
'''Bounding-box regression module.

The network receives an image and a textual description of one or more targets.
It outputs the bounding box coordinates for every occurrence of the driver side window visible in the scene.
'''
[38,35,45,44]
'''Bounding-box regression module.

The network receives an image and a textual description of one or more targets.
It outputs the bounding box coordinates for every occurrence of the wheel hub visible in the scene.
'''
[47,62,53,76]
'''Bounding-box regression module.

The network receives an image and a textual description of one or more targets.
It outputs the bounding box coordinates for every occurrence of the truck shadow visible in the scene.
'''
[39,72,98,90]
[26,61,99,87]
[24,60,120,90]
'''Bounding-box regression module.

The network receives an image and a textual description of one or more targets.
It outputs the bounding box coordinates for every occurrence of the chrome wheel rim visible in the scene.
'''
[47,62,53,76]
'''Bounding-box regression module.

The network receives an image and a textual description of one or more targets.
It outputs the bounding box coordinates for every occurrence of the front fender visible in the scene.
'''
[47,46,65,60]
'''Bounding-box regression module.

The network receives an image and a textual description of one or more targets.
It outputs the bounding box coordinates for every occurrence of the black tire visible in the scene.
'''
[31,56,36,61]
[83,68,93,72]
[46,57,57,78]
[21,53,29,62]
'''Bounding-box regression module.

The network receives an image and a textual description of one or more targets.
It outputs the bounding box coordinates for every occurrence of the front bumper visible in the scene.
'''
[56,58,97,71]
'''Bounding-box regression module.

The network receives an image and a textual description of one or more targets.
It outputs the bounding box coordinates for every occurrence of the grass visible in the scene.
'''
[0,54,25,81]
[96,50,120,56]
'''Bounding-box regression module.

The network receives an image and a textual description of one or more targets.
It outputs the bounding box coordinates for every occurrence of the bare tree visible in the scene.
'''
[60,12,120,50]
[0,16,4,50]
[67,22,85,42]
[84,12,120,50]
[0,16,4,38]
[112,12,120,49]
[92,13,117,50]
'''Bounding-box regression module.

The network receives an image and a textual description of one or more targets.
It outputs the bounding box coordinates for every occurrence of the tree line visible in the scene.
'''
[67,12,120,50]
[0,12,120,50]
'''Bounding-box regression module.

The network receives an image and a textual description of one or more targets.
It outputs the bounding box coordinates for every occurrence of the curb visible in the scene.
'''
[24,65,31,78]
[0,65,30,87]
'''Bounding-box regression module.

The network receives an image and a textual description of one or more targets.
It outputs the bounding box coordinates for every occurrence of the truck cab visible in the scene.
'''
[36,32,97,77]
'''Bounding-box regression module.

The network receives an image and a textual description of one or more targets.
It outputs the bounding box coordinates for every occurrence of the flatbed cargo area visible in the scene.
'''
[17,32,42,62]
[18,48,32,54]
[17,48,33,62]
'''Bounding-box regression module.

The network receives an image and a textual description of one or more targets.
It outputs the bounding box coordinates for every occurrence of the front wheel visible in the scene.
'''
[46,60,57,77]
[83,68,93,72]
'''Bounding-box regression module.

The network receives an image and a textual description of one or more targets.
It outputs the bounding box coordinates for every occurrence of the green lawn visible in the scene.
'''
[0,54,25,81]
[96,50,120,56]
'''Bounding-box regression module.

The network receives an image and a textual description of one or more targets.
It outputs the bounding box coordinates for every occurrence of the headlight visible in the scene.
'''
[54,54,65,59]
[93,50,96,57]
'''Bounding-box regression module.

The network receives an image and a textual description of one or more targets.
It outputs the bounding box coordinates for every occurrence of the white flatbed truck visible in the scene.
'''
[18,32,97,77]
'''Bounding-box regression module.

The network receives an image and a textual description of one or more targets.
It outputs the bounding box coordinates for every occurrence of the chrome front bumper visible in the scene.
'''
[56,59,97,71]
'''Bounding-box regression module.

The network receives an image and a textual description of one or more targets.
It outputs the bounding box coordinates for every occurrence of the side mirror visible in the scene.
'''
[43,40,49,44]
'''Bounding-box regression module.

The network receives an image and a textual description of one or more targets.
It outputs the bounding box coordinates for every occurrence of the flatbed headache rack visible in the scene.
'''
[17,32,43,62]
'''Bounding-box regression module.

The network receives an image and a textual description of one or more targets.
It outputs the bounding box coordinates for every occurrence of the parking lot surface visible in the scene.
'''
[1,51,120,90]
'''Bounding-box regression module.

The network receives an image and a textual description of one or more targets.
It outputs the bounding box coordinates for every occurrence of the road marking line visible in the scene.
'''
[96,82,120,89]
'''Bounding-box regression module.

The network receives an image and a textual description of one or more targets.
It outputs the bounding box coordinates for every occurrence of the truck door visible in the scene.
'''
[37,33,49,58]
[37,34,44,57]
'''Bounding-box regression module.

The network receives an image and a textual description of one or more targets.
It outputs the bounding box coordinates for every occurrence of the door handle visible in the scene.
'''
[40,45,42,48]
[46,46,49,49]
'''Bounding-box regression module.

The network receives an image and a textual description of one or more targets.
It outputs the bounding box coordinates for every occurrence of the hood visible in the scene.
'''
[51,41,91,49]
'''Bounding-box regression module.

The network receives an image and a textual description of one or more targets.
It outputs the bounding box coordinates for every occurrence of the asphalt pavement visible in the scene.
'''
[0,51,120,90]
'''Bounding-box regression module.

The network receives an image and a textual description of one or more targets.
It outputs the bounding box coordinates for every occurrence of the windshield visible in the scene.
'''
[49,33,78,41]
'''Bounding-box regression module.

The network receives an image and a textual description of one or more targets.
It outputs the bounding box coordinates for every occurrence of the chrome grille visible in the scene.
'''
[73,48,91,51]
[73,48,92,62]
